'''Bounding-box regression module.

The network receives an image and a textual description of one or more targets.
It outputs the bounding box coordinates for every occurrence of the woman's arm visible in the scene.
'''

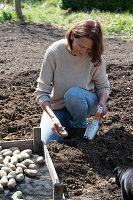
[92,56,110,98]
[42,101,64,137]
[92,57,110,116]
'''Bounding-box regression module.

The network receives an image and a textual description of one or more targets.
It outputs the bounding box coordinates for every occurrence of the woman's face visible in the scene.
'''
[70,34,93,56]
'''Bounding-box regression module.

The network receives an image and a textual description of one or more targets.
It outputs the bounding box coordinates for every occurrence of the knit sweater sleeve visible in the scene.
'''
[34,46,55,108]
[92,56,110,97]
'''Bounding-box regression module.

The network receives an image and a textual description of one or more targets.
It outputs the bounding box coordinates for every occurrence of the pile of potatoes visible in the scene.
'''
[0,145,45,199]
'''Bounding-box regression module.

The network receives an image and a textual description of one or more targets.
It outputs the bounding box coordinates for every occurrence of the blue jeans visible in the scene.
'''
[40,87,98,144]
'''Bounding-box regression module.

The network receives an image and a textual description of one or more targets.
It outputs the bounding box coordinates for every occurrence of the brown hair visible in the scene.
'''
[65,19,104,66]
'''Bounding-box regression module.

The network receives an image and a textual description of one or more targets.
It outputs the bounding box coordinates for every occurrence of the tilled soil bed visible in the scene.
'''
[0,22,133,200]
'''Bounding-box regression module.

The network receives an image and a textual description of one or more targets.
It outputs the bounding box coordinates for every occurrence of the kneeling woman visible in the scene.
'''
[35,19,110,144]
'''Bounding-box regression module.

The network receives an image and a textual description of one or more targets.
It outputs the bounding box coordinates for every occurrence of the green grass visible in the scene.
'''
[0,0,133,40]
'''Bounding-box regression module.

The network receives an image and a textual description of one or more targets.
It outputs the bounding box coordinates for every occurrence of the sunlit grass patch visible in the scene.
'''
[0,0,133,40]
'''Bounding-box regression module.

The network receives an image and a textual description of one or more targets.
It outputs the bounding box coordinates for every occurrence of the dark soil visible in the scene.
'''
[0,22,133,200]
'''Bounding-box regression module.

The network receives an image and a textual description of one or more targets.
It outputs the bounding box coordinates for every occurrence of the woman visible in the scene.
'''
[35,19,110,144]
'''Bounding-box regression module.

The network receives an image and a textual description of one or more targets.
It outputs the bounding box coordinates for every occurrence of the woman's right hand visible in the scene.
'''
[51,116,65,137]
[42,101,65,137]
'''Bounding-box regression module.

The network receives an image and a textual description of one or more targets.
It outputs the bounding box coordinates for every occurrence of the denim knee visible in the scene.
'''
[64,87,81,103]
[64,87,88,128]
[64,87,88,112]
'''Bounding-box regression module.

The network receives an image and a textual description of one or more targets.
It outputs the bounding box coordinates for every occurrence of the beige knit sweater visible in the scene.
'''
[35,39,110,110]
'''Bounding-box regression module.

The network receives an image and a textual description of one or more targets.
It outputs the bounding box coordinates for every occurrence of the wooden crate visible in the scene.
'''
[0,127,64,200]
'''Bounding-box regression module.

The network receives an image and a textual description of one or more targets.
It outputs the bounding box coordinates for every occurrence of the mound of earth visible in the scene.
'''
[0,22,133,199]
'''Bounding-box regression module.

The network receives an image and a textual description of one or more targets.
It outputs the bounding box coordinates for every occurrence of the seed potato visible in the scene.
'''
[3,150,13,157]
[0,176,8,187]
[3,160,8,166]
[16,163,27,170]
[1,166,12,174]
[1,149,10,154]
[20,152,30,160]
[58,129,68,137]
[36,156,45,165]
[15,174,24,182]
[21,159,34,167]
[11,155,18,165]
[0,169,7,178]
[16,154,23,162]
[28,164,37,170]
[24,169,38,177]
[3,156,11,165]
[7,171,17,179]
[21,149,32,156]
[7,178,16,189]
[13,150,20,155]
[7,163,16,171]
[16,167,23,174]
[11,191,22,199]
[3,155,11,162]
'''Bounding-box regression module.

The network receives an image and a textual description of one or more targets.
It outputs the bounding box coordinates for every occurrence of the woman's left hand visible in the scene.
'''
[97,93,108,116]
[97,103,107,116]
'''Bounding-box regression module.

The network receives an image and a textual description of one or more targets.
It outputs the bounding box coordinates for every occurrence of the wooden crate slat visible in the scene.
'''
[33,127,41,153]
[43,144,60,184]
[53,183,64,200]
[43,144,64,199]
[0,139,33,151]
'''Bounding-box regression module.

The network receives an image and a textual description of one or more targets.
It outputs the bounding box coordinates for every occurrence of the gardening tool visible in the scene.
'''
[84,106,103,140]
